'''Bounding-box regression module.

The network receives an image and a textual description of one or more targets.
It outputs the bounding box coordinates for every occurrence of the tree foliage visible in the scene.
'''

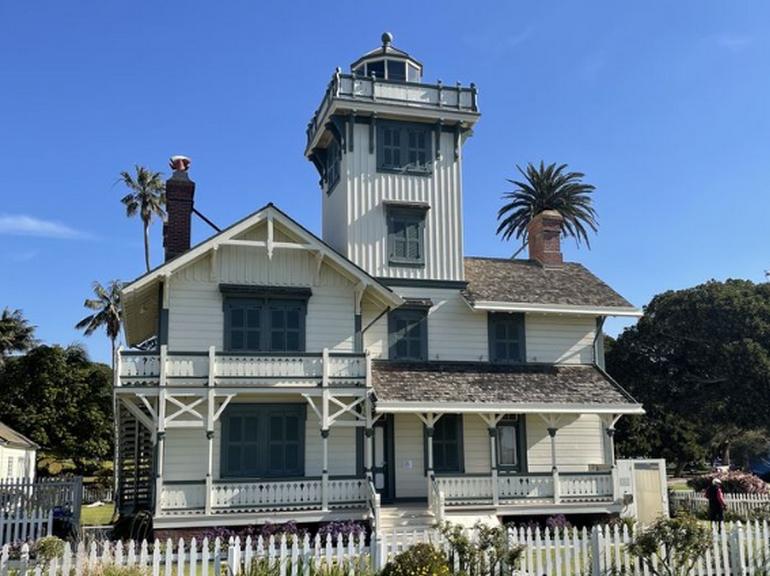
[627,515,711,576]
[496,161,598,248]
[606,279,770,471]
[75,280,122,365]
[119,165,166,272]
[0,307,37,364]
[0,344,113,467]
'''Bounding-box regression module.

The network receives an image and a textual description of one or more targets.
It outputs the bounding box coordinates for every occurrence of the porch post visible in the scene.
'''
[154,345,168,517]
[488,427,499,506]
[205,351,215,515]
[364,396,373,480]
[321,348,330,511]
[548,427,560,504]
[425,423,435,507]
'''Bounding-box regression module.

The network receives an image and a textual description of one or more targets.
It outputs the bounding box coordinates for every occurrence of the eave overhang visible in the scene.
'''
[374,401,645,415]
[462,296,642,318]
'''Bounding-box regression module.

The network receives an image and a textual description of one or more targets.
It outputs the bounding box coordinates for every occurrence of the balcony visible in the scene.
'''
[116,347,369,389]
[306,72,479,151]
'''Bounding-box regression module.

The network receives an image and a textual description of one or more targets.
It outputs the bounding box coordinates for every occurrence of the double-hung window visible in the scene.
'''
[221,404,305,478]
[221,286,309,353]
[377,122,432,174]
[488,313,525,363]
[386,205,427,267]
[388,308,428,361]
[496,415,524,471]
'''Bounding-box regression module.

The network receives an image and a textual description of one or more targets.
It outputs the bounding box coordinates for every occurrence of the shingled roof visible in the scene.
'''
[371,361,642,413]
[463,257,635,310]
[0,421,38,450]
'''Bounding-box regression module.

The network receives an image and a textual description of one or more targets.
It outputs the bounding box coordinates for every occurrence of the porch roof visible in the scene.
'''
[371,361,643,415]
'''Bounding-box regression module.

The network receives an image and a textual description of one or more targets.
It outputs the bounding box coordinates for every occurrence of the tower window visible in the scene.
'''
[325,140,341,193]
[377,122,432,175]
[386,205,427,266]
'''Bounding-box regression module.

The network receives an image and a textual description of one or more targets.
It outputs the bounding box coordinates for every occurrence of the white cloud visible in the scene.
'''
[0,214,88,239]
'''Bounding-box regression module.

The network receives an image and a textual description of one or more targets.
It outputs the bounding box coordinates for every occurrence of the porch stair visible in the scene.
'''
[378,504,437,531]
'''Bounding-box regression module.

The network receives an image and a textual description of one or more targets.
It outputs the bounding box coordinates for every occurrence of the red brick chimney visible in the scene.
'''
[163,155,195,262]
[528,210,564,266]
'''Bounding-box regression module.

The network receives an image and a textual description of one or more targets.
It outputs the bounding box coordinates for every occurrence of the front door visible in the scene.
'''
[373,415,395,503]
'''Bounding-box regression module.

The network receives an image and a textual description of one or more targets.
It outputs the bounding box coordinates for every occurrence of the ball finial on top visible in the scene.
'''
[381,32,393,46]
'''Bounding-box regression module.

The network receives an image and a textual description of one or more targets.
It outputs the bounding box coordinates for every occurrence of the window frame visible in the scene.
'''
[488,312,526,364]
[223,294,308,353]
[220,404,306,479]
[386,206,427,267]
[325,139,341,194]
[388,307,428,362]
[496,415,526,473]
[424,414,465,475]
[376,121,433,176]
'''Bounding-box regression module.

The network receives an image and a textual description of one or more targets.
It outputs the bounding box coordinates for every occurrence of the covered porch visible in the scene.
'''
[368,361,645,519]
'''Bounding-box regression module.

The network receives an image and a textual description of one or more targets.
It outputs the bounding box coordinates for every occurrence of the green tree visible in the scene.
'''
[627,515,711,576]
[496,161,598,252]
[75,280,122,368]
[119,165,166,272]
[0,307,37,365]
[607,279,770,472]
[0,344,113,468]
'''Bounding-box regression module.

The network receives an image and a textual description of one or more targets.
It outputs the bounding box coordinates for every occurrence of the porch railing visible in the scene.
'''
[435,472,614,507]
[117,346,369,387]
[159,477,368,516]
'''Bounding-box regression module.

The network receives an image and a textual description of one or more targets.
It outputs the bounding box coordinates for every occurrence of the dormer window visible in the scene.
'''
[377,122,432,175]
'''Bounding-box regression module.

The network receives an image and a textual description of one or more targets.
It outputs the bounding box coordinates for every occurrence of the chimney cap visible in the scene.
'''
[170,155,191,173]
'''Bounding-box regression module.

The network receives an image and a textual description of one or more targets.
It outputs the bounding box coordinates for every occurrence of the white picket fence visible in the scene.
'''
[0,510,53,547]
[4,521,770,575]
[671,490,770,517]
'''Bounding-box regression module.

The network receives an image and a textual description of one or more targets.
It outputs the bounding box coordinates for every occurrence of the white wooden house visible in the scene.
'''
[0,421,37,481]
[115,34,645,531]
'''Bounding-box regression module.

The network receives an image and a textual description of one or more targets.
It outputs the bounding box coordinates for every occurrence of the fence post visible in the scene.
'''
[590,526,602,576]
[72,477,83,527]
[730,522,746,576]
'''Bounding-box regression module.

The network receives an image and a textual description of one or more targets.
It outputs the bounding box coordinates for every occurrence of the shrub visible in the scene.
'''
[33,536,65,565]
[627,515,711,576]
[380,543,451,576]
[687,470,768,494]
[317,521,366,544]
[82,567,147,576]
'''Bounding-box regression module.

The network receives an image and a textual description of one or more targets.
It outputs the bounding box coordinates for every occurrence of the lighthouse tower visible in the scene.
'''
[305,33,480,285]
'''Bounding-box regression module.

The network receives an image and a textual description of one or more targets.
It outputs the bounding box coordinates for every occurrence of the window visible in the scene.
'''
[430,415,463,473]
[388,308,428,361]
[387,206,426,266]
[221,404,305,478]
[488,313,525,363]
[224,296,307,353]
[366,60,385,79]
[496,415,523,471]
[325,140,340,193]
[386,60,406,82]
[377,122,432,174]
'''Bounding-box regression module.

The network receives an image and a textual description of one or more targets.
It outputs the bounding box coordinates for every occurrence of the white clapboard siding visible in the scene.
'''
[167,247,358,353]
[526,414,606,473]
[525,313,596,364]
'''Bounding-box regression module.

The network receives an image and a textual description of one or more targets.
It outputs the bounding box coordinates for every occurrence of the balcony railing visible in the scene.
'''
[117,346,369,388]
[306,72,479,150]
[435,471,615,508]
[159,477,368,516]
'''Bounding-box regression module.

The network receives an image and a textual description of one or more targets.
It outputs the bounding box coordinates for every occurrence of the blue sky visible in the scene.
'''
[1,2,768,364]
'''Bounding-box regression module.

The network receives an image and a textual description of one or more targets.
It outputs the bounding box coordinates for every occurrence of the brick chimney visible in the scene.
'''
[163,155,195,262]
[528,210,564,266]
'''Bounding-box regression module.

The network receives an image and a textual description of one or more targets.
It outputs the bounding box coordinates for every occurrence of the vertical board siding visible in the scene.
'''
[526,414,606,473]
[343,125,464,282]
[525,314,596,364]
[393,414,426,498]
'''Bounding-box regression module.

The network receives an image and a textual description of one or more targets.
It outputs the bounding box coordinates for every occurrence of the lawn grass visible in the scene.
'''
[81,504,115,526]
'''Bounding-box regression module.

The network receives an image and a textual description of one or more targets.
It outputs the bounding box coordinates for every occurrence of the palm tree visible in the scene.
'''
[119,165,166,272]
[0,308,37,364]
[75,280,122,368]
[496,162,598,254]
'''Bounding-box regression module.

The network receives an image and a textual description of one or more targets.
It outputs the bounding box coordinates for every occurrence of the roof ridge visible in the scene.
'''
[464,255,581,266]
